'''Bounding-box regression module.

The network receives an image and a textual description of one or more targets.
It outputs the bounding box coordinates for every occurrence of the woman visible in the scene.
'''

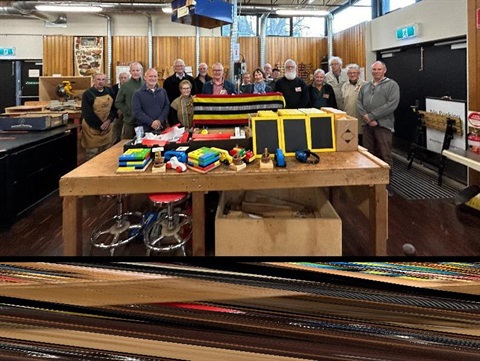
[169,79,194,129]
[250,67,272,94]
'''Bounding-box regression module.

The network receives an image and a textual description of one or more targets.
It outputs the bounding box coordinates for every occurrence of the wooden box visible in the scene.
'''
[215,188,342,256]
[0,113,68,131]
[335,115,358,151]
[39,76,92,101]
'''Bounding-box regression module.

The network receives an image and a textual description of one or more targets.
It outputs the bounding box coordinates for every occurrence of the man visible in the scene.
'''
[239,72,251,93]
[274,59,309,109]
[80,73,116,160]
[201,62,236,94]
[132,68,170,133]
[193,62,212,94]
[111,71,129,143]
[341,63,367,144]
[357,61,400,173]
[272,68,281,82]
[115,62,144,139]
[325,56,348,109]
[163,58,195,103]
[264,62,275,88]
[264,63,273,80]
[307,69,337,109]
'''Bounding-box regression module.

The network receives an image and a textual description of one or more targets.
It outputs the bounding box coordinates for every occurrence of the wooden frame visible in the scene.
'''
[251,116,282,157]
[279,116,309,156]
[306,113,336,152]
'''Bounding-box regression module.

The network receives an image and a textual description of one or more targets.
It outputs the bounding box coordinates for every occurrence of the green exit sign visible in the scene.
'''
[396,24,418,40]
[0,47,16,56]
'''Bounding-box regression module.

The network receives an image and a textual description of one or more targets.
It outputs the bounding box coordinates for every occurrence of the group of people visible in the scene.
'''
[81,56,400,179]
[239,63,281,94]
[270,56,399,177]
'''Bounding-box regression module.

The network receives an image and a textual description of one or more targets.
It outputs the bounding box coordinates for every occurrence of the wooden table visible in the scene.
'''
[59,142,390,256]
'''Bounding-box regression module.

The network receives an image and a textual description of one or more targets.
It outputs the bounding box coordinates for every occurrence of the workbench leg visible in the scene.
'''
[62,196,83,256]
[369,185,388,256]
[192,191,206,256]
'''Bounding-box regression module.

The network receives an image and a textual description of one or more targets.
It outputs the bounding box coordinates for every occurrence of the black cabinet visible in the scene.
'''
[0,126,77,227]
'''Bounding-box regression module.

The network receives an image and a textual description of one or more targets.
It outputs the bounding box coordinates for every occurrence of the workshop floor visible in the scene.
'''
[0,140,479,257]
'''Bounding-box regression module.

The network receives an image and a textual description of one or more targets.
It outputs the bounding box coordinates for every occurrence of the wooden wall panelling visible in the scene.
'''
[467,0,480,112]
[332,22,367,69]
[43,36,75,76]
[265,37,327,76]
[238,37,259,73]
[153,36,196,77]
[112,36,149,72]
[199,37,231,74]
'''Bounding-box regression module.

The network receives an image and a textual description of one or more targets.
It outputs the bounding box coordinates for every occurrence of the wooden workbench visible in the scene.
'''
[443,149,480,186]
[59,142,390,256]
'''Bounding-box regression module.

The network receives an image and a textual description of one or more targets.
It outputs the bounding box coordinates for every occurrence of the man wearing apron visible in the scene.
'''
[81,73,116,160]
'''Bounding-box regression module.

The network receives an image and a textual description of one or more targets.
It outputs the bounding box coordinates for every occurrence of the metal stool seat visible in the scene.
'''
[143,192,192,256]
[90,195,144,256]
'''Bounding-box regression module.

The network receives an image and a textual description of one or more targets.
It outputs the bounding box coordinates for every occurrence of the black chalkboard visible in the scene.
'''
[281,118,308,155]
[309,115,335,151]
[252,117,280,156]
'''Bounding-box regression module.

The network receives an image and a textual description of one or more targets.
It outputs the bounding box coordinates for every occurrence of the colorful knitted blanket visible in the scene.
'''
[193,92,285,125]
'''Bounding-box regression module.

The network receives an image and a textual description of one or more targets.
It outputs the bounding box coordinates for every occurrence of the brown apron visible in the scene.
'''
[81,93,114,149]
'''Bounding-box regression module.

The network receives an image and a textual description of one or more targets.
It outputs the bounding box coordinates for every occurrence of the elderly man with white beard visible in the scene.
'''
[274,59,309,109]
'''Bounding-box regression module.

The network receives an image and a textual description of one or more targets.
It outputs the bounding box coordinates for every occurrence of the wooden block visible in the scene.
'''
[259,159,273,169]
[151,163,166,173]
[229,162,246,171]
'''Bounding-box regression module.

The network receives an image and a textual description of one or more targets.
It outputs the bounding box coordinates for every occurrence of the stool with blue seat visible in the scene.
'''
[143,192,193,256]
[89,194,145,256]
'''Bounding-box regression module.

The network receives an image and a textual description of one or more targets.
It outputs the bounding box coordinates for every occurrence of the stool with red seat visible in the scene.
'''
[143,192,192,256]
[90,194,145,255]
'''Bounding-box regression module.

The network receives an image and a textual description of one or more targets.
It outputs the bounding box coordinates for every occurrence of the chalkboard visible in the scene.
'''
[251,117,281,157]
[308,114,335,152]
[281,117,308,155]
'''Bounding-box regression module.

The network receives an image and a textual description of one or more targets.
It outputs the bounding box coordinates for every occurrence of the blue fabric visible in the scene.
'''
[132,85,170,132]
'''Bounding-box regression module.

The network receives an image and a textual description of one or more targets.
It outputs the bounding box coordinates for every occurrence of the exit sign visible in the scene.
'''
[0,47,16,56]
[396,24,418,40]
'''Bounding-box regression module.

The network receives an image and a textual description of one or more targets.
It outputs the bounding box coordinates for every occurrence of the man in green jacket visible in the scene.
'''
[114,61,144,139]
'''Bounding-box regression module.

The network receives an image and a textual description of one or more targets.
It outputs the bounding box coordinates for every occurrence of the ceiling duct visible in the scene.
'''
[0,1,66,24]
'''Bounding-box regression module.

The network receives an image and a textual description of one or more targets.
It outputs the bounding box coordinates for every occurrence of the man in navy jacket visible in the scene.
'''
[132,68,170,133]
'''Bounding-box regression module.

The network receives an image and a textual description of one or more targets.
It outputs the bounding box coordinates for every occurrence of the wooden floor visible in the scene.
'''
[1,142,479,257]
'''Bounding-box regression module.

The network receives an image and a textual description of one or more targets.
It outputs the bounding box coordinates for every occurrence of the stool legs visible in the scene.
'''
[90,195,144,256]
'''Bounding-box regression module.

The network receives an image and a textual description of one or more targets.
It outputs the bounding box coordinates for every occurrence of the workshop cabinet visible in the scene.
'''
[0,126,77,227]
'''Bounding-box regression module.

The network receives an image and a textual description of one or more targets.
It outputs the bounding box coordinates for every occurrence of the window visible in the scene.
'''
[333,0,371,33]
[222,14,325,37]
[293,17,325,37]
[266,17,291,36]
[383,0,417,14]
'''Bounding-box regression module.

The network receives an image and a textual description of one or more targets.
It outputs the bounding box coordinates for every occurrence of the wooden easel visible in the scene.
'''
[407,108,462,186]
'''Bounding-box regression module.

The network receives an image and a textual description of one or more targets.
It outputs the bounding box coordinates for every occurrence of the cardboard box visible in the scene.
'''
[0,113,68,131]
[335,115,358,151]
[215,188,342,256]
[321,107,347,120]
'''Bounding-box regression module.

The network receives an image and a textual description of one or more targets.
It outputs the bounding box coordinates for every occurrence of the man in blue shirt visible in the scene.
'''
[132,68,170,133]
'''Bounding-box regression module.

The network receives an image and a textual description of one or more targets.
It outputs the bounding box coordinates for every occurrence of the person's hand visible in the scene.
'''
[151,119,162,131]
[368,120,378,127]
[100,119,112,131]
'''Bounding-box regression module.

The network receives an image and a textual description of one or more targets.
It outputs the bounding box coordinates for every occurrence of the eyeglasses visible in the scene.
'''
[213,69,223,72]
[181,87,191,90]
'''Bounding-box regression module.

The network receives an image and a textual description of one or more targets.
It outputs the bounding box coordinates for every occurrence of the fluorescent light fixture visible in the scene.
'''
[162,6,173,14]
[35,5,103,13]
[276,9,329,16]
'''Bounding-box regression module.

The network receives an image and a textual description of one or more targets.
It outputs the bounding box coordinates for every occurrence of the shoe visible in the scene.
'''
[387,185,394,197]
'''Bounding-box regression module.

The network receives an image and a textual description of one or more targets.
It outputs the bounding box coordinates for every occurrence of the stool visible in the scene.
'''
[143,192,192,256]
[90,195,144,256]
